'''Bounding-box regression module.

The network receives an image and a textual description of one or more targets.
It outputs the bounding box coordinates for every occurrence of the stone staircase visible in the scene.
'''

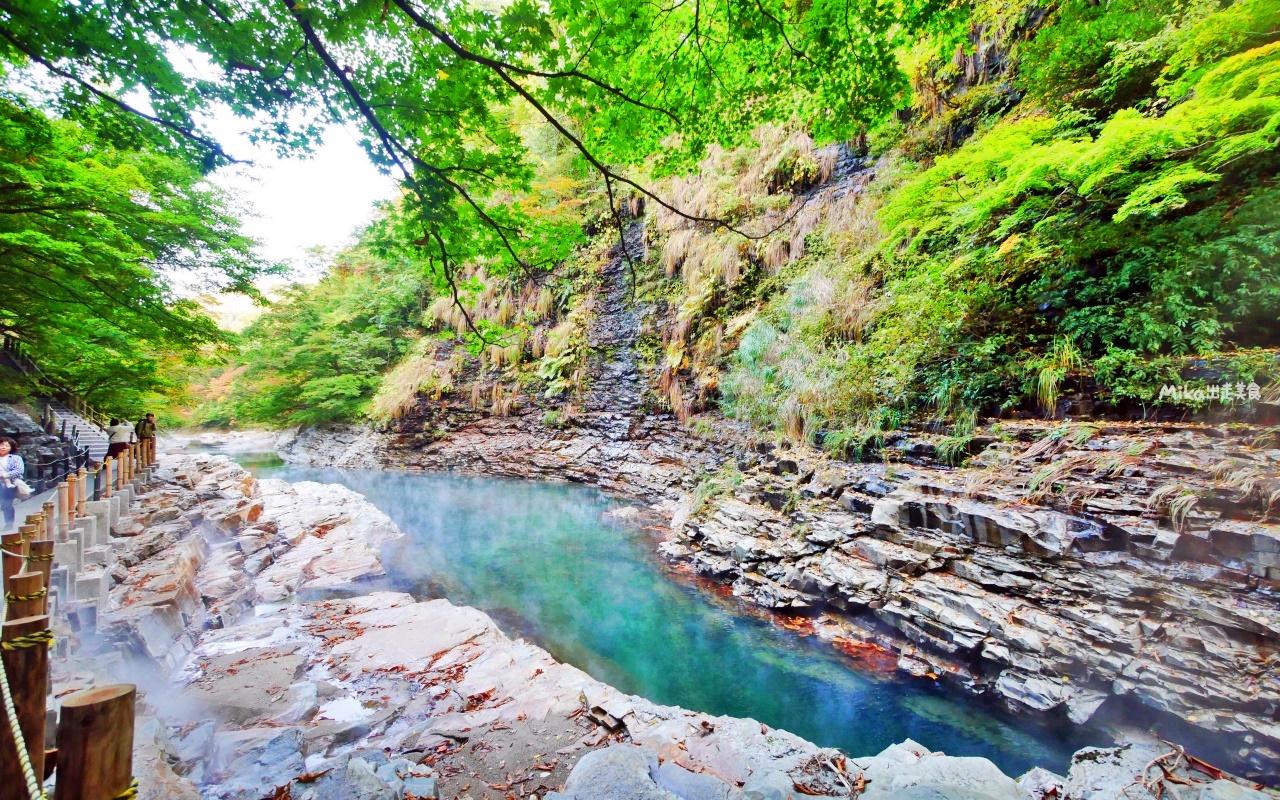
[47,402,109,462]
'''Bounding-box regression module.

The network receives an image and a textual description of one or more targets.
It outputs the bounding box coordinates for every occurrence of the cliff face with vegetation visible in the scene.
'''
[204,0,1280,782]
[202,0,1280,438]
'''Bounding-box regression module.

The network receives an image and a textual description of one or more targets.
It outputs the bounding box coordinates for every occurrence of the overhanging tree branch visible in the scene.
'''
[389,0,807,242]
[281,0,514,343]
[0,26,251,167]
[388,0,682,126]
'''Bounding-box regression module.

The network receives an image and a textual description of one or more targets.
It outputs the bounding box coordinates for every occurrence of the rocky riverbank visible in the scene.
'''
[40,449,1274,799]
[273,410,1280,785]
[659,421,1280,780]
[48,451,1230,800]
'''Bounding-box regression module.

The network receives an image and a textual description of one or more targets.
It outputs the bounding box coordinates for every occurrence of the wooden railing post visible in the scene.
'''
[5,572,45,622]
[76,467,87,518]
[57,480,71,538]
[103,457,114,499]
[26,541,53,615]
[1,613,51,792]
[67,473,77,519]
[41,501,56,540]
[54,684,136,800]
[1,531,24,594]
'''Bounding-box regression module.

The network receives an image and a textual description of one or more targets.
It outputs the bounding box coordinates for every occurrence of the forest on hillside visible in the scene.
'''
[2,0,1277,439]
[197,0,1280,447]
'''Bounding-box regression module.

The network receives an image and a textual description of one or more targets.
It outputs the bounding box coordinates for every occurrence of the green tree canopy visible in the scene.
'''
[1,0,953,334]
[0,91,273,410]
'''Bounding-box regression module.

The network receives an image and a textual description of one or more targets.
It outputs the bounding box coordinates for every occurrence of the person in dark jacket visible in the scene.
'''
[136,413,157,441]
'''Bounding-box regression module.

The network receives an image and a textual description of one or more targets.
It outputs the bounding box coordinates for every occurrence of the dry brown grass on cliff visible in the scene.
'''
[371,341,460,423]
[487,339,523,371]
[491,383,521,417]
[1148,483,1201,532]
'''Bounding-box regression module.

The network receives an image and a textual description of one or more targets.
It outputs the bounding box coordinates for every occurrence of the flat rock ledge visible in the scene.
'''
[48,453,1275,800]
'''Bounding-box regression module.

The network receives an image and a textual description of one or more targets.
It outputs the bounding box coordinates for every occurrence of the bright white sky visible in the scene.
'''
[164,45,398,283]
[206,116,398,282]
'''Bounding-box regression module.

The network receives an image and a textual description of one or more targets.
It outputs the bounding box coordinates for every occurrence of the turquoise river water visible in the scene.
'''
[226,452,1095,776]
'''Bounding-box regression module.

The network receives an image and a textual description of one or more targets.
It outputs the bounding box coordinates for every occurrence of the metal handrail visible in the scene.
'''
[2,333,109,429]
[21,442,91,494]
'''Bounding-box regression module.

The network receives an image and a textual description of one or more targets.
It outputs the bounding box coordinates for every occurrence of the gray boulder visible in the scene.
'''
[206,727,305,800]
[346,756,398,800]
[852,741,1022,800]
[547,745,680,800]
[1194,780,1274,800]
[656,761,744,800]
[1018,767,1066,800]
[1063,743,1171,800]
[742,770,805,800]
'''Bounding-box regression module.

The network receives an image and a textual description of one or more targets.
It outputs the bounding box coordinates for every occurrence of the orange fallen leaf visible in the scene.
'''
[295,769,331,784]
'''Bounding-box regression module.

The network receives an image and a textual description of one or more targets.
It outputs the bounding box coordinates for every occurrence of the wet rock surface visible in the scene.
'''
[275,228,731,502]
[29,455,935,798]
[48,451,1276,799]
[275,407,1280,781]
[661,422,1280,781]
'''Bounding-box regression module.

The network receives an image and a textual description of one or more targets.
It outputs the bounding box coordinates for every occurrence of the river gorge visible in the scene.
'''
[112,401,1268,800]
[211,451,1091,776]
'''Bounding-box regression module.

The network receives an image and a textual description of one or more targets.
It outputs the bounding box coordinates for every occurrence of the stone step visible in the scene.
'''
[47,403,110,460]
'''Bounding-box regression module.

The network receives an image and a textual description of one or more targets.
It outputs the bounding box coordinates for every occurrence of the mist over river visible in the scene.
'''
[218,450,1094,776]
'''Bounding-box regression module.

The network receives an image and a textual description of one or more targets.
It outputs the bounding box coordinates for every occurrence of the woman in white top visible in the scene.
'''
[0,436,25,529]
[105,417,133,459]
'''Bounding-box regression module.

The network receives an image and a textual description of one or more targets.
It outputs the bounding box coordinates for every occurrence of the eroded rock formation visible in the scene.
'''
[660,422,1280,780]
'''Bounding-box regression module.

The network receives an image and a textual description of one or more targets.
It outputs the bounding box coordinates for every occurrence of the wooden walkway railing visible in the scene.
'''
[1,334,109,430]
[1,437,157,800]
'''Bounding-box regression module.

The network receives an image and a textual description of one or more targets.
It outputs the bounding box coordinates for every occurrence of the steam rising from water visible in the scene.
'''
[223,455,1093,775]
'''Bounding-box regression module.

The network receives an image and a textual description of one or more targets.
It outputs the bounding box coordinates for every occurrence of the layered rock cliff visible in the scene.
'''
[662,421,1280,780]
[56,451,1277,800]
[280,409,1280,783]
[269,188,1280,784]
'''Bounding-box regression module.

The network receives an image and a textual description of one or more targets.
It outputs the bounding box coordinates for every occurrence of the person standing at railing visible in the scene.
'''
[136,413,157,447]
[0,436,25,529]
[105,418,132,459]
[136,412,156,464]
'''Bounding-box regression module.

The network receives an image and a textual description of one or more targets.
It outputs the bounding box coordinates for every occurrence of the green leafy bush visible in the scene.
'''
[722,0,1280,445]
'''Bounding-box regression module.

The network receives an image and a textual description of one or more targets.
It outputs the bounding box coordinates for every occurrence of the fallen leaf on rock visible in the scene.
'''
[260,785,291,800]
[295,769,331,784]
[465,688,497,711]
[794,781,837,796]
[1186,753,1226,781]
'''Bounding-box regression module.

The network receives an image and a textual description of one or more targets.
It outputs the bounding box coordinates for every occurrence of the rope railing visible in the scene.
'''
[2,336,153,793]
[0,432,151,797]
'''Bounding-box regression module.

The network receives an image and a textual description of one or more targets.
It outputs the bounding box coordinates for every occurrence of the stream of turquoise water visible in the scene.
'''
[226,452,1094,776]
